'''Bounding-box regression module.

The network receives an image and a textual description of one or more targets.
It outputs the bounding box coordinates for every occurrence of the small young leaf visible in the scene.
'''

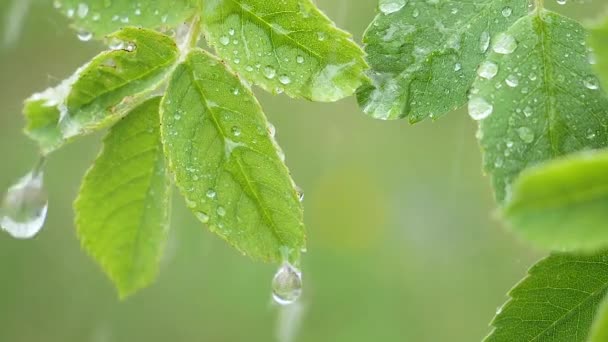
[590,294,608,342]
[54,0,200,39]
[161,49,305,262]
[202,0,367,102]
[24,27,178,154]
[474,10,608,202]
[74,98,170,298]
[505,149,608,252]
[486,252,608,342]
[588,15,608,91]
[357,0,528,122]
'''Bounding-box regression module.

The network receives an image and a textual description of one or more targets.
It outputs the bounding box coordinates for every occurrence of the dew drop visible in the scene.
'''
[206,189,217,199]
[1,159,48,239]
[279,75,292,85]
[479,31,490,53]
[76,3,89,18]
[505,74,519,87]
[501,6,512,17]
[379,0,406,14]
[468,96,493,120]
[77,30,93,41]
[477,61,498,79]
[584,76,600,90]
[219,36,230,46]
[263,66,277,79]
[296,55,305,64]
[272,262,303,306]
[231,126,241,137]
[195,211,210,223]
[492,33,517,54]
[517,127,534,143]
[217,206,226,217]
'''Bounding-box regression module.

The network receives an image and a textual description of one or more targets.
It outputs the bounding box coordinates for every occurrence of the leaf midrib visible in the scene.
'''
[184,55,286,248]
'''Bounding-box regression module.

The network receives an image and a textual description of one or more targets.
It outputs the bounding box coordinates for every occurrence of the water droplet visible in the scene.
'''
[556,0,566,5]
[1,160,48,239]
[77,30,93,41]
[263,66,277,79]
[279,75,292,85]
[219,36,230,46]
[195,211,209,223]
[493,33,517,54]
[296,186,304,202]
[523,106,533,117]
[296,55,305,64]
[477,61,498,79]
[454,63,462,72]
[272,262,302,306]
[76,3,89,18]
[468,96,493,120]
[217,206,226,217]
[231,126,241,137]
[206,189,216,199]
[267,123,276,137]
[379,0,406,14]
[517,127,534,143]
[584,76,600,90]
[479,31,490,53]
[505,74,519,87]
[501,6,512,17]
[107,37,124,50]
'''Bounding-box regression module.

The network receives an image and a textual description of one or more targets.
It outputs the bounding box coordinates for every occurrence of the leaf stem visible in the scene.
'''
[535,0,544,11]
[176,15,202,61]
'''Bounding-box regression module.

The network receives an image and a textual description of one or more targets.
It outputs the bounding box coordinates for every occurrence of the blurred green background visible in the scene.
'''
[0,1,602,341]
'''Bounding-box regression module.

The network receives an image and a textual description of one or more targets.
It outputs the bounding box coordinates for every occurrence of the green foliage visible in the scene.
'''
[161,49,305,262]
[24,27,178,155]
[357,0,528,122]
[54,0,200,38]
[18,0,366,296]
[504,149,608,252]
[474,10,608,202]
[75,98,170,298]
[201,0,368,102]
[486,252,608,342]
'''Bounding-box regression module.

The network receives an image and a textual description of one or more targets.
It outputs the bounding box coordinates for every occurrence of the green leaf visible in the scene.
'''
[54,0,200,39]
[161,49,305,262]
[589,15,608,92]
[24,27,178,155]
[474,10,608,202]
[74,98,170,298]
[590,293,608,342]
[202,0,367,102]
[504,149,608,252]
[486,252,608,342]
[357,0,528,122]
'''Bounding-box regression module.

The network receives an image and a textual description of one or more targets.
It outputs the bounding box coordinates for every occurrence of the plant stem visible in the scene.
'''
[535,0,544,10]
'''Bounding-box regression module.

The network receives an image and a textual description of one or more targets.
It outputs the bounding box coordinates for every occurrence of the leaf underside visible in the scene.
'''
[202,0,368,102]
[74,98,171,298]
[505,150,608,252]
[24,27,178,155]
[161,48,305,262]
[486,252,608,342]
[475,10,608,203]
[357,0,528,122]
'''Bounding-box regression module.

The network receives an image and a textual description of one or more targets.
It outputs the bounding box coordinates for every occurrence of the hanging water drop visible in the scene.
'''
[1,158,48,239]
[272,262,303,306]
[584,76,600,90]
[77,30,93,42]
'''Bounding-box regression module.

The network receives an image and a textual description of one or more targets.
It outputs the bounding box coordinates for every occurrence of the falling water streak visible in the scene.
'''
[275,301,307,342]
[3,0,32,48]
